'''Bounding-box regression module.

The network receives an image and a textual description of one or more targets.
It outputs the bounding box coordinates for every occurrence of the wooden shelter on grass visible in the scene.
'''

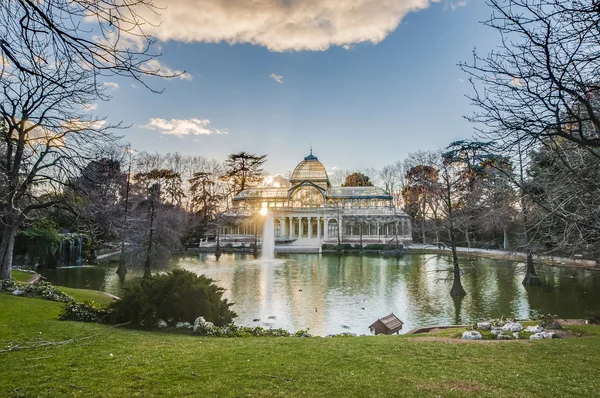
[369,313,403,335]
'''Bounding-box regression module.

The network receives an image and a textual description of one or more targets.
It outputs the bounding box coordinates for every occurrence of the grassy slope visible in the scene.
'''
[1,295,599,397]
[11,270,34,283]
[57,287,115,305]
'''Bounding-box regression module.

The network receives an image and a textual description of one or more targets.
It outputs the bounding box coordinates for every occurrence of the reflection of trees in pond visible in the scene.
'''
[452,295,464,325]
[40,266,109,291]
[401,255,447,321]
[489,260,522,318]
[526,268,600,318]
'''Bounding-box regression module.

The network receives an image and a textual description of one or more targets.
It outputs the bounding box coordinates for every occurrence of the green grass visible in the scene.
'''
[57,287,115,305]
[10,270,34,283]
[1,294,599,397]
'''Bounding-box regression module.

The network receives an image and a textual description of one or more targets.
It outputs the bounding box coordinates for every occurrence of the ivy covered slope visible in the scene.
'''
[1,294,599,397]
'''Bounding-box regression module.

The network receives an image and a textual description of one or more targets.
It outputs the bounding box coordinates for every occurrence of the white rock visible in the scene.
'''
[502,322,523,332]
[525,325,544,333]
[497,334,512,340]
[11,289,22,296]
[477,322,491,330]
[490,328,502,335]
[175,322,191,329]
[193,316,217,334]
[462,331,482,340]
[157,319,168,328]
[513,332,520,340]
[530,332,554,340]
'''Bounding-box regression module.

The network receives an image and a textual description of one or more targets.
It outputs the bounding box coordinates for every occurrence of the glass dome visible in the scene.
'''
[290,152,330,184]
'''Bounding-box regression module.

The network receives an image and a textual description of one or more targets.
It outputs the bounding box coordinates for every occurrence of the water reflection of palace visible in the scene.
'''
[221,151,412,250]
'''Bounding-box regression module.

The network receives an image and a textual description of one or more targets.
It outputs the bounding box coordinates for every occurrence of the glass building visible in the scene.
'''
[220,152,412,249]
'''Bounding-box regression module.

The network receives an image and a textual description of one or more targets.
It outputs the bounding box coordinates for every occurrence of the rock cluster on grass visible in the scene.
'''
[477,322,491,330]
[530,332,555,340]
[466,317,563,341]
[525,325,544,333]
[502,322,523,332]
[462,331,482,340]
[194,317,217,334]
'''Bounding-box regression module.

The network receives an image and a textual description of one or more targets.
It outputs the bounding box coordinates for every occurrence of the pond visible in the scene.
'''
[39,253,600,336]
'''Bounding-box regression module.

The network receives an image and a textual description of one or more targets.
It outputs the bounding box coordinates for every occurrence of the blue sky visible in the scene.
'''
[98,0,498,175]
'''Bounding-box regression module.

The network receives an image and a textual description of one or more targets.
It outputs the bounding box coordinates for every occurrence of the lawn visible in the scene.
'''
[57,287,116,305]
[1,294,599,397]
[10,270,34,283]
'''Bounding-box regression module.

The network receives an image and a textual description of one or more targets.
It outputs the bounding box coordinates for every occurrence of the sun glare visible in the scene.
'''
[259,202,268,216]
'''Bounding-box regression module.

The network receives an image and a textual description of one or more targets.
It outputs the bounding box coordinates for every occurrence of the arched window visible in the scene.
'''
[328,219,338,237]
[274,219,281,237]
[290,186,325,208]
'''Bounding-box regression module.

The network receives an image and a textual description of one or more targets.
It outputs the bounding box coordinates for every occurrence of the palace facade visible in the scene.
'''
[220,152,412,250]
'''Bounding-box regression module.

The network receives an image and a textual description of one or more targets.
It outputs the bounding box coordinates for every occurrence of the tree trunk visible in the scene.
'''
[522,250,541,286]
[449,227,466,297]
[503,226,509,251]
[144,202,155,279]
[421,216,426,244]
[464,226,471,250]
[116,243,128,277]
[0,227,17,280]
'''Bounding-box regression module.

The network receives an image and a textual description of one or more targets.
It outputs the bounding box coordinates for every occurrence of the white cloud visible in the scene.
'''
[270,73,284,84]
[103,82,120,90]
[141,118,227,137]
[139,0,443,52]
[83,103,99,111]
[451,1,467,10]
[142,59,193,80]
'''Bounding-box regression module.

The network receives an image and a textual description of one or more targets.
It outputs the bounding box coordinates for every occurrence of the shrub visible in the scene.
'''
[532,312,560,328]
[0,279,19,292]
[1,279,73,303]
[60,301,112,323]
[110,269,236,328]
[20,281,73,302]
[193,321,311,338]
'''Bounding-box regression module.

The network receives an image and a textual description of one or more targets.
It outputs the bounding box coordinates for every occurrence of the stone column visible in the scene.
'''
[298,217,303,237]
[324,218,329,239]
[317,217,321,240]
[289,217,294,238]
[308,216,312,239]
[280,218,286,237]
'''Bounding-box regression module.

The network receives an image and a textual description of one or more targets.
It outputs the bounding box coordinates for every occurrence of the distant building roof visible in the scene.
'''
[369,313,404,334]
[290,151,330,185]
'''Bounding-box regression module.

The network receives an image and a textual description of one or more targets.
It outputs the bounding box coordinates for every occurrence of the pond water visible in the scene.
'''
[39,253,600,336]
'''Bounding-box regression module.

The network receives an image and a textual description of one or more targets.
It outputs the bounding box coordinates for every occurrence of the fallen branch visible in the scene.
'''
[0,322,131,353]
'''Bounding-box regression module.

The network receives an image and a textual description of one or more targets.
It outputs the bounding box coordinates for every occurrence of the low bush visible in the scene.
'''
[60,301,112,323]
[194,321,310,338]
[110,269,236,328]
[0,279,19,292]
[0,279,73,303]
[532,312,560,328]
[20,282,73,302]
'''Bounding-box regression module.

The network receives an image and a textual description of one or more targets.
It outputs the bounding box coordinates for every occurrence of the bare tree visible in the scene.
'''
[0,0,173,279]
[460,0,600,264]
